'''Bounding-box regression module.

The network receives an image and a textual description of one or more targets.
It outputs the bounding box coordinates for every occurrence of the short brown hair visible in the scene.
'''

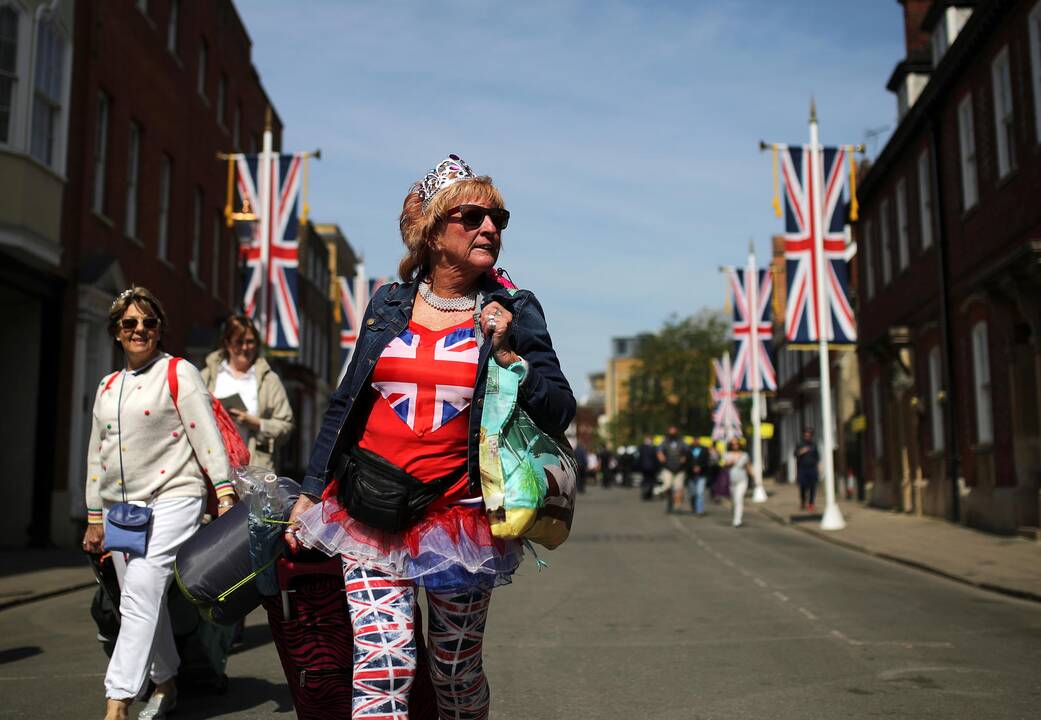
[219,314,261,359]
[107,286,167,340]
[397,177,505,282]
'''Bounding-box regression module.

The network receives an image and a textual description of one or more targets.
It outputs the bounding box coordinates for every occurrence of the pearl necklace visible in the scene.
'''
[418,280,476,311]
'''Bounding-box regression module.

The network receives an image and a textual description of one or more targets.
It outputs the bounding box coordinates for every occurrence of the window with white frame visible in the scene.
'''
[931,19,948,68]
[30,19,65,167]
[863,218,875,299]
[211,213,221,295]
[125,123,142,238]
[190,187,202,279]
[957,94,978,210]
[157,153,172,260]
[971,321,993,445]
[991,46,1016,178]
[1029,2,1041,144]
[197,40,207,98]
[896,178,909,269]
[872,377,884,460]
[917,149,933,250]
[879,200,892,285]
[0,5,18,145]
[167,0,179,54]
[928,345,944,451]
[92,92,110,215]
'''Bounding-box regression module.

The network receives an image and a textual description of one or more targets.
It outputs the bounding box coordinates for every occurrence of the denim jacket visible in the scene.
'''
[301,274,576,499]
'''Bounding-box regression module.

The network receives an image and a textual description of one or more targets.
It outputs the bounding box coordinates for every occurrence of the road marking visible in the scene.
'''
[798,607,818,620]
[772,591,789,602]
[830,629,953,648]
[723,559,736,567]
[752,577,768,588]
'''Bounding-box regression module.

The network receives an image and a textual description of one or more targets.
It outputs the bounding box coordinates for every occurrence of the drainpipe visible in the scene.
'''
[928,117,961,523]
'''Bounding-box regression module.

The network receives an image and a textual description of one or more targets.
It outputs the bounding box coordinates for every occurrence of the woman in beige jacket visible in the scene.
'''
[200,315,294,471]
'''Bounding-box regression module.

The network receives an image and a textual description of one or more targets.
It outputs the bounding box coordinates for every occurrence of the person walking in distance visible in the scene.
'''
[723,438,750,527]
[688,442,710,516]
[657,426,690,513]
[637,436,660,501]
[795,427,820,511]
[598,445,614,489]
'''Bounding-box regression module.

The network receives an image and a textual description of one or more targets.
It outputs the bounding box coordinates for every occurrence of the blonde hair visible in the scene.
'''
[397,177,505,282]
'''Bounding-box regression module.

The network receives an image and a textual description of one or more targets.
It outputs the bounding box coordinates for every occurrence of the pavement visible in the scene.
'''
[757,478,1041,603]
[1,481,1040,614]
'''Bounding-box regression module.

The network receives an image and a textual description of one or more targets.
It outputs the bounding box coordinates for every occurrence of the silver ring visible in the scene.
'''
[487,317,498,331]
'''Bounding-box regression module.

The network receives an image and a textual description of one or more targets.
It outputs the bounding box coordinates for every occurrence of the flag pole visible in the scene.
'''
[259,107,274,347]
[809,99,845,531]
[748,242,767,503]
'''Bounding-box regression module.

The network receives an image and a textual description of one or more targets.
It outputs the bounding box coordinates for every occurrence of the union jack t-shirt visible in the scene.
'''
[358,319,479,501]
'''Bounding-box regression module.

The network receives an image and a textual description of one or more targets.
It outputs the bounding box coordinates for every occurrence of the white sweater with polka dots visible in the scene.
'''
[84,353,233,524]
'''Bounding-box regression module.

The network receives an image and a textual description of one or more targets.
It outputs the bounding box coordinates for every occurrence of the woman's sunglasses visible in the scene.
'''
[446,205,510,231]
[120,317,160,331]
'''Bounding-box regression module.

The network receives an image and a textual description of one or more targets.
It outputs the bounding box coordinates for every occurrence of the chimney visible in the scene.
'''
[899,0,934,56]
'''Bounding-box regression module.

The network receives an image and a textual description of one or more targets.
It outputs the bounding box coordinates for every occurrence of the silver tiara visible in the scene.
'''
[411,154,477,211]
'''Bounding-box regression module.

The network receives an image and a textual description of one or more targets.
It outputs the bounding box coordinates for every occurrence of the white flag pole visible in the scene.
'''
[809,100,845,531]
[748,243,768,503]
[259,108,274,346]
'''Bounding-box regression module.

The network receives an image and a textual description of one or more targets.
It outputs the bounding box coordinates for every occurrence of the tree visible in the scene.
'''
[609,309,730,446]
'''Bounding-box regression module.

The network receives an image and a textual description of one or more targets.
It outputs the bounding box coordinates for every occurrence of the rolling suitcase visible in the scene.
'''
[263,551,438,719]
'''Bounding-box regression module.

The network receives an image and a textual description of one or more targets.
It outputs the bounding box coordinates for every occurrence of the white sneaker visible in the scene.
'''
[137,689,177,719]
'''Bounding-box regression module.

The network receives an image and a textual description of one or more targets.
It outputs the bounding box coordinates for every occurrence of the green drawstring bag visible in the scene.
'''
[479,357,577,550]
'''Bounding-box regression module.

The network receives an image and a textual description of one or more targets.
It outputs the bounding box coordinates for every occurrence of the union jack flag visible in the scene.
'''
[234,153,303,351]
[728,267,776,392]
[779,145,857,345]
[338,272,390,384]
[711,354,742,441]
[372,325,478,436]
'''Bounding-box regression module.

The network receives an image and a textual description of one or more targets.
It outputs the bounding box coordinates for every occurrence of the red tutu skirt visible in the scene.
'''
[295,484,522,594]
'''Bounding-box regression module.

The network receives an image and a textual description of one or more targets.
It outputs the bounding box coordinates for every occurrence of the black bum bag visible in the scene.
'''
[335,446,457,533]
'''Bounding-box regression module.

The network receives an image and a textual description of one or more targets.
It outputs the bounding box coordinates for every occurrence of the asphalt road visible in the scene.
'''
[2,487,1040,718]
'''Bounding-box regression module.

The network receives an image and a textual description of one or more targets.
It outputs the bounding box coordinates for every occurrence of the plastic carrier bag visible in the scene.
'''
[478,358,577,549]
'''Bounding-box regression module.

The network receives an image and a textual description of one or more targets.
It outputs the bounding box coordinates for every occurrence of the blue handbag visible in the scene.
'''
[102,371,153,556]
[103,502,152,556]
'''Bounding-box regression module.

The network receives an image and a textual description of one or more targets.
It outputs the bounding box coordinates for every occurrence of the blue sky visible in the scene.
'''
[246,0,904,398]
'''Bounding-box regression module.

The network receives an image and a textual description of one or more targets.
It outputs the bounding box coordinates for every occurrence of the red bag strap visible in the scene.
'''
[167,356,181,407]
[102,371,121,393]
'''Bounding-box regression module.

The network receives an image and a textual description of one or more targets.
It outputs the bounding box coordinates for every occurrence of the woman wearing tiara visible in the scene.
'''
[286,154,575,719]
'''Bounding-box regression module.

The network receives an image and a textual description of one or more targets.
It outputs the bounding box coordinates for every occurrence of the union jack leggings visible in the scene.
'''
[344,563,492,719]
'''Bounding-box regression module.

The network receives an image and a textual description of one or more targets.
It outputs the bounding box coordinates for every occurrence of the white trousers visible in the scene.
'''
[105,496,203,700]
[730,475,748,526]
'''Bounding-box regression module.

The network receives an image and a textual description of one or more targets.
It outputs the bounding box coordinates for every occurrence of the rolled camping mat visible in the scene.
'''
[174,476,300,625]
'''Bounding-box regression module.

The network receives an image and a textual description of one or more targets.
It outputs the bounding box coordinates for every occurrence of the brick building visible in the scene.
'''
[51,0,283,547]
[856,0,1041,533]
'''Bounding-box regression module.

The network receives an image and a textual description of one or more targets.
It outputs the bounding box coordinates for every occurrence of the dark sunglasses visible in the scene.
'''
[120,316,160,331]
[446,205,510,231]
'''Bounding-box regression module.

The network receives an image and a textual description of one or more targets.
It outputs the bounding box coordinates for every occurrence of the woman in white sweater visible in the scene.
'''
[81,287,236,720]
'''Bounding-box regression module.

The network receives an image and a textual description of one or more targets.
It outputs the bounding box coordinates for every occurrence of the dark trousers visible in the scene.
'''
[640,471,656,500]
[798,474,818,507]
